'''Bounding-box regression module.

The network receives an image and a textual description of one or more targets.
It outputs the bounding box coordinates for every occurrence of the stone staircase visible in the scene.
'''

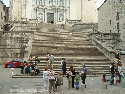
[30,28,111,76]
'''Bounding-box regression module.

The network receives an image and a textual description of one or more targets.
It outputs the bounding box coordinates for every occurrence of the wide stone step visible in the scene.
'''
[12,75,42,78]
[32,46,99,52]
[31,52,104,57]
[37,64,110,68]
[33,38,91,42]
[39,68,110,71]
[35,31,89,35]
[34,56,109,61]
[32,43,95,47]
[35,33,89,38]
[34,33,89,39]
[11,74,107,78]
[38,65,110,69]
[33,41,92,46]
[36,61,110,65]
[34,38,91,42]
[38,67,110,72]
[32,42,93,46]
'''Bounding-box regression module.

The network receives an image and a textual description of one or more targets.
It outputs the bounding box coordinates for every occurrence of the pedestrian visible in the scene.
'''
[74,72,80,89]
[20,63,24,74]
[49,55,55,65]
[115,71,120,86]
[69,66,75,88]
[81,71,87,88]
[102,74,107,89]
[11,68,15,76]
[48,67,55,93]
[67,70,72,89]
[115,50,121,60]
[110,63,115,85]
[61,58,67,75]
[83,64,88,73]
[47,54,55,68]
[55,72,63,91]
[43,67,49,90]
[35,56,40,65]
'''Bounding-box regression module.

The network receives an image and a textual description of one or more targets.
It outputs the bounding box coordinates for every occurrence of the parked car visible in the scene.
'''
[4,59,24,68]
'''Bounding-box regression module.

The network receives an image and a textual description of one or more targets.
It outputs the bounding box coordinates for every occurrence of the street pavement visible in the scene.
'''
[0,65,125,94]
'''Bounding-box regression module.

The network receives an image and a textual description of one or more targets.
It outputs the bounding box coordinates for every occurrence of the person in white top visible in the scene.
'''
[48,67,55,93]
[43,67,49,90]
[10,67,15,77]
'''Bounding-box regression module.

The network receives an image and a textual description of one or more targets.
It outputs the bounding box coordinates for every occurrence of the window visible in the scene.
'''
[59,0,64,6]
[1,12,3,20]
[116,12,119,20]
[110,30,112,33]
[49,0,53,5]
[39,0,43,5]
[109,20,111,25]
[117,22,120,32]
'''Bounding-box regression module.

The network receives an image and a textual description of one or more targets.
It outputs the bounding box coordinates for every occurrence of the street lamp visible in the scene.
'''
[81,0,83,20]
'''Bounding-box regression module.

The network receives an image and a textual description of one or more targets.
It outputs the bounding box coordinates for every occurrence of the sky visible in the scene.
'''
[2,0,10,7]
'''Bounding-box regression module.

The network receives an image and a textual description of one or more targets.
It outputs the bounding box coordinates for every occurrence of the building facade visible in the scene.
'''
[32,0,70,23]
[10,0,98,23]
[70,0,98,23]
[10,0,70,23]
[0,0,9,31]
[98,0,125,49]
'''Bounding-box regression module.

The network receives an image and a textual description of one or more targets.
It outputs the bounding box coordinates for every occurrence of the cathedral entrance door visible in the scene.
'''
[47,13,54,23]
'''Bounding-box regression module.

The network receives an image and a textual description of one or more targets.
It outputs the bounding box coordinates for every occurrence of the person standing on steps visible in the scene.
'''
[69,66,76,88]
[48,67,55,93]
[61,58,67,75]
[67,68,72,89]
[83,64,88,73]
[47,54,55,68]
[74,72,80,89]
[81,71,87,88]
[35,56,40,65]
[110,63,115,85]
[43,67,49,90]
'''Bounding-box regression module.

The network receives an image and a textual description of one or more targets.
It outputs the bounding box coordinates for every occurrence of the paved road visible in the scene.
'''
[0,65,125,94]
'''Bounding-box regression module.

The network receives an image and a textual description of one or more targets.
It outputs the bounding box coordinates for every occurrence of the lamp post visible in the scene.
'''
[81,0,83,21]
[69,0,70,19]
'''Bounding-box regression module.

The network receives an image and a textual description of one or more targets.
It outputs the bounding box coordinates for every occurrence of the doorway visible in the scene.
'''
[47,13,54,23]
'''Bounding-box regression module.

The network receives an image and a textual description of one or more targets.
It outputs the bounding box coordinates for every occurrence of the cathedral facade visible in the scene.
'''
[10,0,98,23]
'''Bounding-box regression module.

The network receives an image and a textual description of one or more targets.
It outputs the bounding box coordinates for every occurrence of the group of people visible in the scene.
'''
[44,54,88,92]
[102,50,125,89]
[20,56,40,75]
[66,65,87,89]
[43,67,63,93]
[43,63,88,93]
[110,50,124,85]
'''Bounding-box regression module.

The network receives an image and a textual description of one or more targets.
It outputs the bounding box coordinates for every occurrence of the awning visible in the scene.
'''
[96,0,107,9]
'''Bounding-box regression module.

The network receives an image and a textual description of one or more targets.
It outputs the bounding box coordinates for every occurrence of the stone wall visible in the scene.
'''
[70,0,98,23]
[98,0,125,50]
[0,1,5,31]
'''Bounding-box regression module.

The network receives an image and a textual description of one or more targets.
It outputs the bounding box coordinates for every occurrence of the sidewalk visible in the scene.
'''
[0,66,125,94]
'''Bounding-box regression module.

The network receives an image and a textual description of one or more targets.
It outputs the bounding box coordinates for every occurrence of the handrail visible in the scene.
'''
[90,29,121,60]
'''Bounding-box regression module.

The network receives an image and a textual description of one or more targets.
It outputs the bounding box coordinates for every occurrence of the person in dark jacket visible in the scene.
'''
[110,63,115,85]
[69,66,75,88]
[61,58,67,75]
[81,72,87,88]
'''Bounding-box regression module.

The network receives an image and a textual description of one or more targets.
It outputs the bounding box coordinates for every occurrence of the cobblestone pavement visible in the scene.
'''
[0,65,125,94]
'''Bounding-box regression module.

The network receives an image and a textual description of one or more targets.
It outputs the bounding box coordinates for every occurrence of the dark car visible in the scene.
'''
[4,59,24,68]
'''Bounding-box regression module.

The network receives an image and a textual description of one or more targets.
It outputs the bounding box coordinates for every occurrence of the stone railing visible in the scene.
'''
[90,29,121,60]
[72,23,98,32]
[91,35,114,60]
[66,19,81,24]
